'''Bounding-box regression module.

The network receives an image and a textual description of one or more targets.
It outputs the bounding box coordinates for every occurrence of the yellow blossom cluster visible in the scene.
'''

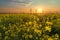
[0,14,60,40]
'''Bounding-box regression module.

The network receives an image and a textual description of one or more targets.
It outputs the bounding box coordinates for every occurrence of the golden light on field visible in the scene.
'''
[36,7,43,13]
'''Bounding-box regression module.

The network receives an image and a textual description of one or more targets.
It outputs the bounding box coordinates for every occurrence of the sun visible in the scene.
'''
[37,8,43,13]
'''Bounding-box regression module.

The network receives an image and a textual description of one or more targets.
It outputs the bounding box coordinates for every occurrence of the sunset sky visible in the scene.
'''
[0,0,60,13]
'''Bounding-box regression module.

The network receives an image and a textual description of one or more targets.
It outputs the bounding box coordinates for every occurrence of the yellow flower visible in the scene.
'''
[27,28,30,32]
[34,29,42,34]
[25,22,28,26]
[54,34,59,39]
[3,26,6,30]
[39,24,42,27]
[22,35,24,38]
[48,37,53,40]
[33,21,37,24]
[4,36,8,40]
[36,37,38,40]
[46,21,53,25]
[29,34,33,38]
[39,24,42,29]
[11,33,16,37]
[37,18,39,21]
[5,31,9,35]
[45,26,51,32]
[29,21,32,25]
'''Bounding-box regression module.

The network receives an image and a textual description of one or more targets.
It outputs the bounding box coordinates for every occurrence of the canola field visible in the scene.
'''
[0,13,60,40]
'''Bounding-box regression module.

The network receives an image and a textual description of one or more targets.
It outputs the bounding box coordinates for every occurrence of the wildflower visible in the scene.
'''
[36,37,38,40]
[3,26,6,30]
[29,34,33,38]
[37,18,39,21]
[22,35,24,38]
[25,22,28,26]
[33,21,37,24]
[29,21,32,25]
[54,34,59,40]
[39,24,42,29]
[46,21,53,25]
[34,29,42,34]
[39,24,42,27]
[55,34,59,38]
[45,26,51,32]
[48,37,53,40]
[11,33,16,37]
[27,28,30,32]
[4,36,8,40]
[5,31,9,35]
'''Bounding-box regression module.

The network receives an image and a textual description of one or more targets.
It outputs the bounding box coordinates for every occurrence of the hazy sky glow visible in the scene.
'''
[0,0,60,13]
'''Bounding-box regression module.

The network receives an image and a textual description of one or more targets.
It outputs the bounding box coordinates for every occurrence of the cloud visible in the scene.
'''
[12,0,32,4]
[0,0,32,7]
